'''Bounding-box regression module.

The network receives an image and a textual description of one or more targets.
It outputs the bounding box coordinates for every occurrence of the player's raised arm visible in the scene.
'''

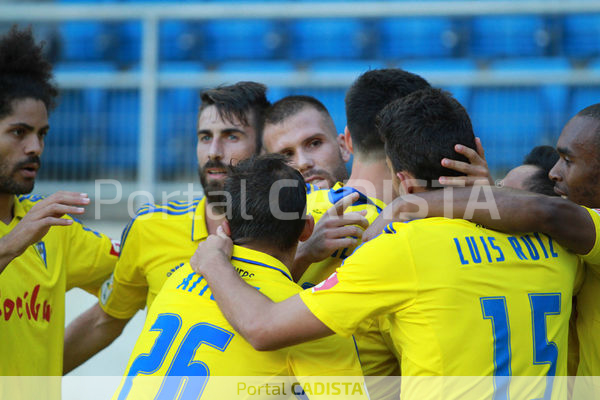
[365,186,595,255]
[191,229,334,351]
[0,191,89,274]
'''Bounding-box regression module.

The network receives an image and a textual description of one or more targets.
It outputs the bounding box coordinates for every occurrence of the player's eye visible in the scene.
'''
[10,128,26,137]
[281,150,293,158]
[38,129,49,139]
[198,134,211,142]
[227,134,240,141]
[308,139,322,148]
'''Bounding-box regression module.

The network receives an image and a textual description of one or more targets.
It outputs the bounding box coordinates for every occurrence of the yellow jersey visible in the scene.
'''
[302,183,398,399]
[0,195,118,375]
[575,207,600,381]
[113,246,365,399]
[300,218,582,399]
[300,182,385,289]
[99,198,208,319]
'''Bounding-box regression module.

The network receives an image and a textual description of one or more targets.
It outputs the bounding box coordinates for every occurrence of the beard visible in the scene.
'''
[198,159,228,213]
[0,155,41,195]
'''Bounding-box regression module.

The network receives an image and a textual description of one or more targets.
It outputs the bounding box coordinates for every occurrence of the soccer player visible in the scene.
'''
[190,88,582,399]
[366,103,600,394]
[263,95,350,190]
[502,145,559,195]
[112,155,366,399]
[63,82,270,373]
[0,27,118,378]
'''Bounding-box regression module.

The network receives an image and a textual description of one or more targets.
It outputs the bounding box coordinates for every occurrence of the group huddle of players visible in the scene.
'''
[2,25,600,400]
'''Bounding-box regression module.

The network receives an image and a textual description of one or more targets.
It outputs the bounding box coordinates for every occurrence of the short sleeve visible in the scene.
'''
[581,207,600,273]
[64,217,118,293]
[99,216,148,319]
[299,226,418,337]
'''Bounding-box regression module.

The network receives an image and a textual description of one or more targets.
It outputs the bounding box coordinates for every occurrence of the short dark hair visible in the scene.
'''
[345,69,430,156]
[378,88,476,189]
[0,26,58,119]
[522,145,560,196]
[199,81,271,150]
[265,95,335,135]
[224,154,307,251]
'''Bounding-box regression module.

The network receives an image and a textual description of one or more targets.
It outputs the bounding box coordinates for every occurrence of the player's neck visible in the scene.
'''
[0,194,15,225]
[345,158,395,204]
[204,203,226,235]
[239,241,295,271]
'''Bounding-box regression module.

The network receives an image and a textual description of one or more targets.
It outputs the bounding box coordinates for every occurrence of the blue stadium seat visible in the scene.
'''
[157,89,199,180]
[398,59,476,107]
[290,19,370,61]
[105,90,140,177]
[562,14,600,58]
[201,20,284,61]
[115,22,141,66]
[160,21,201,61]
[58,22,114,62]
[469,86,547,171]
[469,16,549,58]
[378,17,457,59]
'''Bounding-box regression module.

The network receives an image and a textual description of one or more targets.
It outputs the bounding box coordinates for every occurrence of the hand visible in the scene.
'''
[296,192,369,266]
[2,191,89,259]
[190,222,233,277]
[439,137,494,187]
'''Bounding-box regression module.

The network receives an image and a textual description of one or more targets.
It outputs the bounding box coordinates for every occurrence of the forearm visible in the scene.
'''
[392,187,595,254]
[63,303,128,374]
[0,233,24,274]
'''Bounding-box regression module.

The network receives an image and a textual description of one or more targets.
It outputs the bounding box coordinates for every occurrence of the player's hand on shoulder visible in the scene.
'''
[438,137,494,187]
[4,191,89,257]
[298,192,369,264]
[191,222,233,276]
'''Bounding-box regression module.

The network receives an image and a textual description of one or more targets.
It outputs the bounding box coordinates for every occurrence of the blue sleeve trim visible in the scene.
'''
[327,186,383,212]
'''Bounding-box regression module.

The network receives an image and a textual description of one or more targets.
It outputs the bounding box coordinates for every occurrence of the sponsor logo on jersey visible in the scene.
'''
[34,241,47,268]
[0,285,51,322]
[100,275,114,305]
[312,272,339,292]
[593,208,600,217]
[110,240,121,257]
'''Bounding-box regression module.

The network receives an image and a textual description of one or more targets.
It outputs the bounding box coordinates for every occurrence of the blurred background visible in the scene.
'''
[2,0,600,379]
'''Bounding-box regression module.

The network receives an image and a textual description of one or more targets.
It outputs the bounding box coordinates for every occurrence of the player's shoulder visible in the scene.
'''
[16,194,46,211]
[131,198,202,225]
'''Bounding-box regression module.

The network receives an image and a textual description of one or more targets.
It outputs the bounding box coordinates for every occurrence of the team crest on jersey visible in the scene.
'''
[312,272,339,292]
[34,242,47,268]
[110,239,121,257]
[100,275,114,305]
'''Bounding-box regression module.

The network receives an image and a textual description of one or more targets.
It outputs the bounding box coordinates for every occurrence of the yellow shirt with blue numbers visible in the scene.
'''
[300,218,582,399]
[113,246,366,400]
[99,198,209,319]
[575,207,600,382]
[0,195,118,375]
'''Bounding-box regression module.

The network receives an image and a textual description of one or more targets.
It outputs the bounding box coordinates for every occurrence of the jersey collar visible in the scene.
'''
[13,195,28,220]
[231,245,293,282]
[192,196,209,242]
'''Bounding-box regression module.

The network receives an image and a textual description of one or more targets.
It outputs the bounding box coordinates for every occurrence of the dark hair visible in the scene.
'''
[199,81,271,150]
[224,154,307,251]
[522,145,560,196]
[0,26,58,119]
[345,69,430,156]
[377,88,476,189]
[265,95,335,136]
[577,103,600,120]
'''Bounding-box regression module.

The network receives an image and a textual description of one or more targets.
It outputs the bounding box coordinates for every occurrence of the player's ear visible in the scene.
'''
[342,126,353,156]
[397,171,414,195]
[221,220,231,236]
[299,215,314,242]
